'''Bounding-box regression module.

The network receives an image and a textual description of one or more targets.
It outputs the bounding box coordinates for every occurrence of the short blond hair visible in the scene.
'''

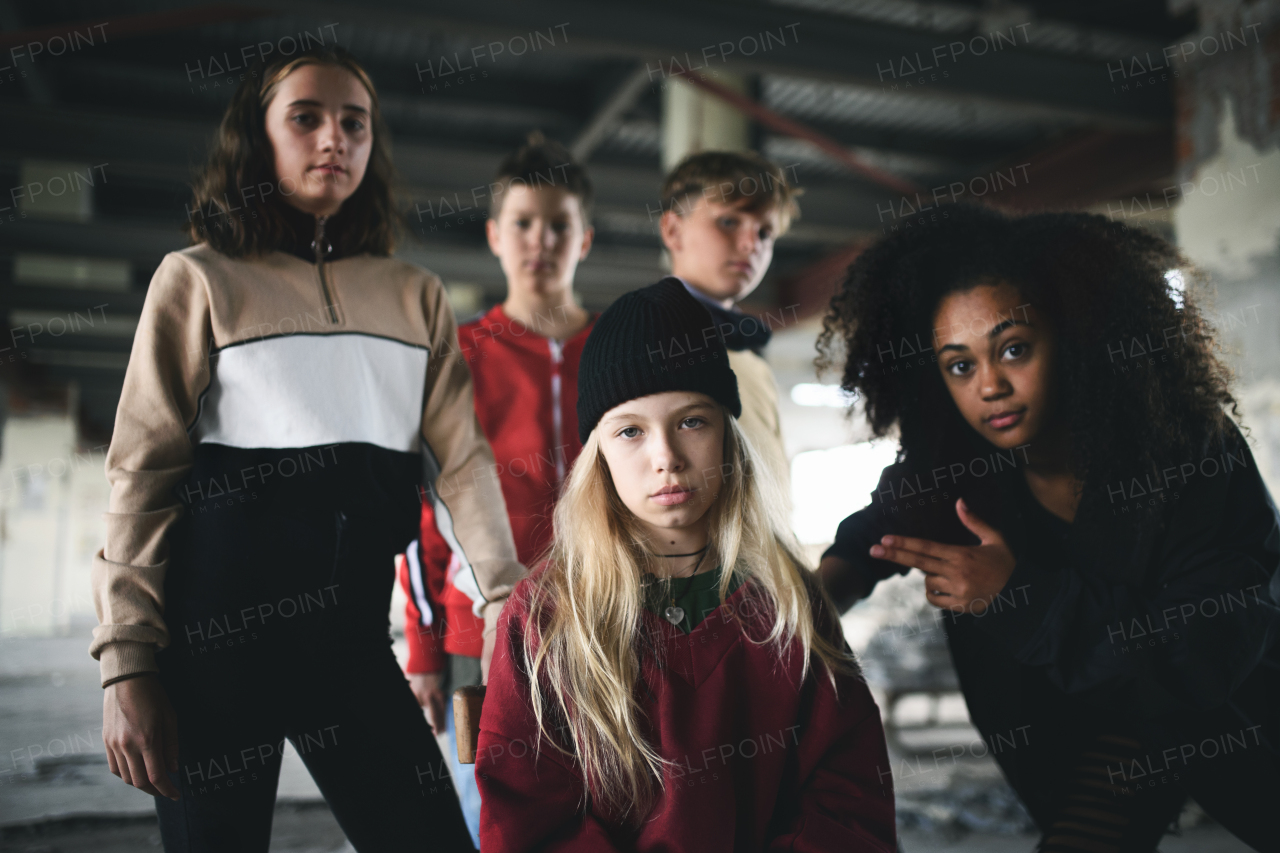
[661,150,801,232]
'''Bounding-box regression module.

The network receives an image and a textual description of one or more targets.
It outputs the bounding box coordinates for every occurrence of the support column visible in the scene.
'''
[661,73,750,171]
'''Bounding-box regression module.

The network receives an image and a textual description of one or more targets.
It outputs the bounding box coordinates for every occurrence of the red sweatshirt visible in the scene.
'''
[476,574,898,852]
[399,305,593,672]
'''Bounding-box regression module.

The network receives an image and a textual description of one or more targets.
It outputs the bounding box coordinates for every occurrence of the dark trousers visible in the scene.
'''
[154,645,474,853]
[1036,731,1186,853]
[972,648,1280,853]
[1031,725,1278,853]
[153,498,474,852]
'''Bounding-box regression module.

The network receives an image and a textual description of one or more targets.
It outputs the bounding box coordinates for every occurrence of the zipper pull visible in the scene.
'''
[311,214,332,264]
[312,213,340,324]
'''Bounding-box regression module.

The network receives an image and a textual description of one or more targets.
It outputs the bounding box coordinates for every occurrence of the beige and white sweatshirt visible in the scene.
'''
[90,243,522,686]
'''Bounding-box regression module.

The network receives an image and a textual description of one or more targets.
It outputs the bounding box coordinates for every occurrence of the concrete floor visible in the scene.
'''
[899,827,1254,852]
[0,803,351,852]
[0,631,1257,852]
[0,815,1255,853]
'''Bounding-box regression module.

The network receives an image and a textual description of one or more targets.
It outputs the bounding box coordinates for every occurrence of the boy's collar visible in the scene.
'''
[674,276,731,312]
[669,276,772,354]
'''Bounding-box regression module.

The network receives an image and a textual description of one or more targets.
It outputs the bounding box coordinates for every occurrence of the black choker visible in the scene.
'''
[650,544,710,559]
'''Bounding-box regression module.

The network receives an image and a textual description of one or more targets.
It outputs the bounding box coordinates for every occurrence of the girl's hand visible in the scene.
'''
[407,672,447,735]
[103,674,181,800]
[868,498,1016,614]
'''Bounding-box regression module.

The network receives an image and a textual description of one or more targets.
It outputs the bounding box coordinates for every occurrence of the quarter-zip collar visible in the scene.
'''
[313,213,340,324]
[275,201,355,264]
[271,202,344,323]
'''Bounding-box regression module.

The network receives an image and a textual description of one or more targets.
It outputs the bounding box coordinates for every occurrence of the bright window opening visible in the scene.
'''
[790,382,856,408]
[790,439,900,544]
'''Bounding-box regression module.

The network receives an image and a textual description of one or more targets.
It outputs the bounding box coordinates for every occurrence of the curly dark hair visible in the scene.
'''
[185,45,399,258]
[816,205,1238,501]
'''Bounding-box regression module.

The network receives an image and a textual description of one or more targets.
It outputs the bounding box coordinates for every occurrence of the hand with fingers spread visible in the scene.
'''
[869,498,1016,614]
[103,674,181,801]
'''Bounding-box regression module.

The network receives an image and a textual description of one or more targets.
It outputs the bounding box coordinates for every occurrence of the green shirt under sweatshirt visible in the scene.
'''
[642,566,743,633]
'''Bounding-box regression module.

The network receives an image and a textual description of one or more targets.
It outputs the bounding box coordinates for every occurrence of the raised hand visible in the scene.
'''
[869,498,1016,614]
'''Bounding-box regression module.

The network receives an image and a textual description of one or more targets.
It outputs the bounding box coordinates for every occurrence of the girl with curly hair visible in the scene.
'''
[816,205,1279,852]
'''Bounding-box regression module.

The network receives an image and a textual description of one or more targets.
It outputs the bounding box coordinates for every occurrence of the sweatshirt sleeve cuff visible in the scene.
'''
[98,641,159,687]
[970,558,1065,655]
[482,598,508,639]
[822,507,898,579]
[405,622,446,674]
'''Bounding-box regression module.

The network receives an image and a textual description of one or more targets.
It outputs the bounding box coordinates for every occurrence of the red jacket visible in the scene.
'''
[476,574,898,852]
[400,305,593,672]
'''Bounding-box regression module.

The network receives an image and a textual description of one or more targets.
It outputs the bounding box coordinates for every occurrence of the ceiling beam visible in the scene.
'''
[675,69,922,193]
[236,0,1172,123]
[775,123,1177,321]
[570,65,651,162]
[985,127,1175,211]
[23,0,1171,125]
[0,4,267,49]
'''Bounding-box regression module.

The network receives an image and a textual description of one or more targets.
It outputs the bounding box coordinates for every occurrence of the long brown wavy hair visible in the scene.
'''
[185,45,399,257]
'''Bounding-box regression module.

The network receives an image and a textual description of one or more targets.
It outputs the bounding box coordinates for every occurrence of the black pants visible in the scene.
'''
[978,660,1279,853]
[155,646,474,852]
[1036,731,1186,853]
[1035,727,1278,853]
[1022,710,1279,853]
[154,490,474,852]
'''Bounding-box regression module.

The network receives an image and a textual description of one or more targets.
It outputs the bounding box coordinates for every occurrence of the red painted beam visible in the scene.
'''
[674,69,922,195]
[986,127,1174,211]
[777,125,1174,321]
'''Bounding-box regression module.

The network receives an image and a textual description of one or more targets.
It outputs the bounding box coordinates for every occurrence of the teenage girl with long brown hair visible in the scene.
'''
[92,46,518,851]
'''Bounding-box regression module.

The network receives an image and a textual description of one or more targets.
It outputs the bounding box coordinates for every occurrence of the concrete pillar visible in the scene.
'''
[0,411,76,637]
[1171,3,1280,495]
[660,73,750,172]
[0,379,108,638]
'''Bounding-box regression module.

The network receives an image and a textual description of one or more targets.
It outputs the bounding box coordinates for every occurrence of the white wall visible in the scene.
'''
[0,414,108,637]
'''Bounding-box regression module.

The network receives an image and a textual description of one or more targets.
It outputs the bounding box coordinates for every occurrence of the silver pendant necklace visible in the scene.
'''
[660,547,708,626]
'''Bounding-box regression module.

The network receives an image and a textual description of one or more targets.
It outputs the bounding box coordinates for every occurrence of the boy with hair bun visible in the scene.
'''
[397,131,595,846]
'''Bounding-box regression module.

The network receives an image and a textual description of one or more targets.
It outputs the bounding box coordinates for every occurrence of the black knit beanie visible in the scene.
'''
[577,277,742,442]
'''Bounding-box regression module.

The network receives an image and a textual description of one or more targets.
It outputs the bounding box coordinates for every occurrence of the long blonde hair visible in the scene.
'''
[520,410,856,824]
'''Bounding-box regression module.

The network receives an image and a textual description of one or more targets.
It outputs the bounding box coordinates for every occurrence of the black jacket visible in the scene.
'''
[824,423,1280,828]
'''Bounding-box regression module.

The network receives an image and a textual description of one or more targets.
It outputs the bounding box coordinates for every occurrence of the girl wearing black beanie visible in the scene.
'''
[475,278,897,851]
